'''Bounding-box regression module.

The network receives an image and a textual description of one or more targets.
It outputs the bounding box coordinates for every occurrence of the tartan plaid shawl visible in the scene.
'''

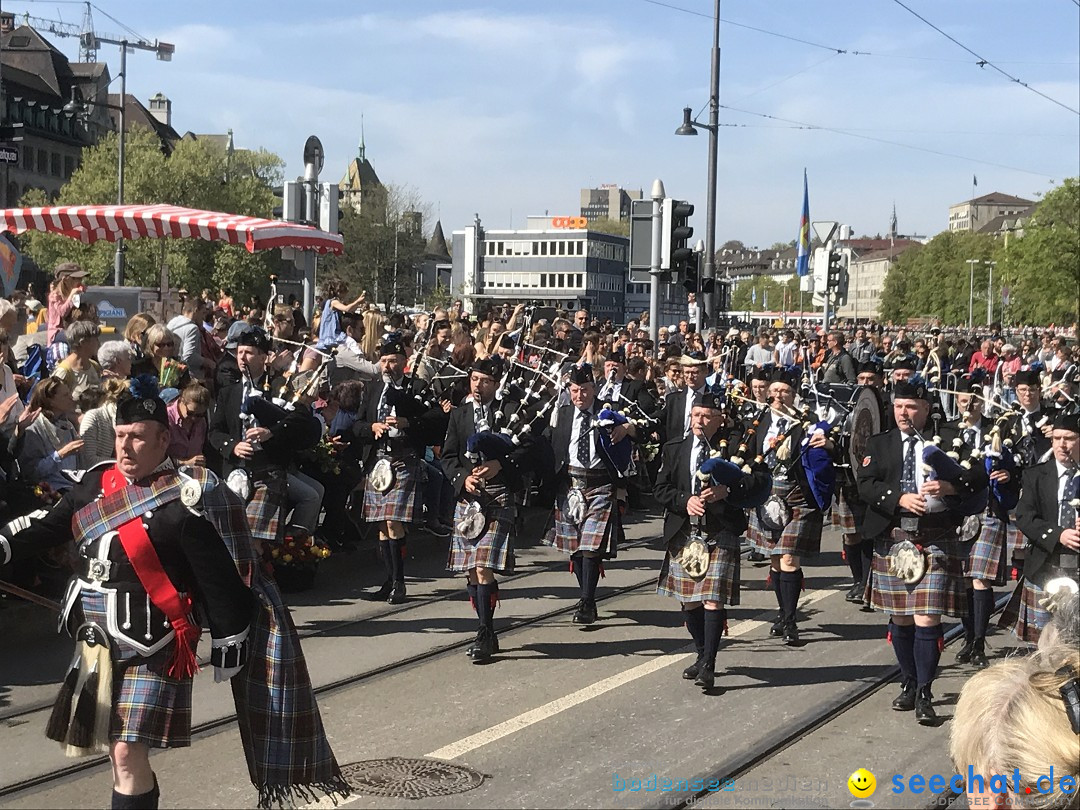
[182,467,350,809]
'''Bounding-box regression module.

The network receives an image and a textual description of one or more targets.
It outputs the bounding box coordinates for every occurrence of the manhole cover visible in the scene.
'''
[340,757,486,799]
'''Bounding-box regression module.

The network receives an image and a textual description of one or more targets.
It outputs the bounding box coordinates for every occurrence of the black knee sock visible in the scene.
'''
[571,554,584,590]
[844,542,863,585]
[476,583,494,629]
[703,608,725,668]
[859,538,874,587]
[684,606,705,656]
[972,588,994,641]
[488,581,499,627]
[581,556,601,602]
[388,538,405,582]
[111,778,159,810]
[379,541,394,584]
[770,569,783,611]
[889,622,917,683]
[914,625,943,688]
[961,587,975,641]
[779,569,802,623]
[466,582,478,616]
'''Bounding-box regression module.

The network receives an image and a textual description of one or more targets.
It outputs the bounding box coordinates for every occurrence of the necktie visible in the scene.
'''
[576,409,592,468]
[902,436,919,494]
[693,440,709,495]
[963,427,976,449]
[1060,468,1079,528]
[377,387,391,421]
[475,404,490,433]
[765,417,788,467]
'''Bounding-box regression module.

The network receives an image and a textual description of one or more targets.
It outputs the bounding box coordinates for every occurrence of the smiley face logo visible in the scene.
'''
[847,768,876,798]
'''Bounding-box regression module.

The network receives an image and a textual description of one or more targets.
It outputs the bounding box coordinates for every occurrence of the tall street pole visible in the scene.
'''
[966,258,978,329]
[649,178,665,343]
[702,0,720,327]
[985,260,995,325]
[114,41,127,286]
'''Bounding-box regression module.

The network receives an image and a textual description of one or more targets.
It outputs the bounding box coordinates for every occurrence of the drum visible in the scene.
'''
[847,386,885,470]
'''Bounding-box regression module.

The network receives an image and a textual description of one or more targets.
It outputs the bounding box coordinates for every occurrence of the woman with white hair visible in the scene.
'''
[950,595,1080,809]
[97,339,133,379]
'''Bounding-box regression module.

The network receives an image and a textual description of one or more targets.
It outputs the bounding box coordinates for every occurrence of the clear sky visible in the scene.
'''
[15,0,1080,246]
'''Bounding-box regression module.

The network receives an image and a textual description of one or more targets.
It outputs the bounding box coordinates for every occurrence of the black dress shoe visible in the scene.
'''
[748,550,767,562]
[892,680,916,712]
[683,656,703,680]
[388,581,407,604]
[694,664,715,689]
[770,614,785,637]
[366,581,393,601]
[469,627,495,662]
[572,599,597,625]
[915,686,937,725]
[970,639,989,669]
[783,621,800,646]
[955,638,975,664]
[845,583,865,603]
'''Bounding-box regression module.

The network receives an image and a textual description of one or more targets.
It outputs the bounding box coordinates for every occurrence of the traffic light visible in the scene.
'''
[681,251,699,292]
[827,249,848,291]
[660,198,694,272]
[318,182,342,233]
[272,180,304,222]
[716,279,732,312]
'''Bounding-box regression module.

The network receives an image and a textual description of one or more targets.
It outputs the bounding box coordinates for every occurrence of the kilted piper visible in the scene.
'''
[746,369,835,645]
[950,381,1021,667]
[544,363,636,624]
[351,337,441,603]
[441,357,532,661]
[0,378,348,808]
[1009,412,1080,644]
[857,380,988,725]
[209,327,322,550]
[654,392,771,690]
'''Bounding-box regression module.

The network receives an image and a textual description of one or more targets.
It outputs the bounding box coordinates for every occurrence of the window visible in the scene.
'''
[540,274,548,288]
[51,152,61,177]
[496,242,504,256]
[22,148,32,170]
[558,273,565,288]
[64,156,76,178]
[37,149,48,174]
[557,242,565,256]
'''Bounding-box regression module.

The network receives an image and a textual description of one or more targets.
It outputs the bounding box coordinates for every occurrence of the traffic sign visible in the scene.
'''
[812,220,838,244]
[0,145,19,165]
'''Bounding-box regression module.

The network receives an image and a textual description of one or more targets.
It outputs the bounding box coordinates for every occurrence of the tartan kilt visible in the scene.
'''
[867,530,967,617]
[1011,580,1051,644]
[657,532,740,605]
[1006,522,1026,557]
[748,479,823,559]
[832,486,865,532]
[965,516,1009,585]
[544,473,620,559]
[447,495,516,575]
[111,655,194,748]
[248,470,288,545]
[362,456,425,524]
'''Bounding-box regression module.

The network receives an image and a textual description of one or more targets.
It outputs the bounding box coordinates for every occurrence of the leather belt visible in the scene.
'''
[897,511,955,531]
[79,555,138,584]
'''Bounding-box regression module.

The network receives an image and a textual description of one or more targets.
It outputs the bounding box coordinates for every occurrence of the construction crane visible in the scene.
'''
[12,2,173,63]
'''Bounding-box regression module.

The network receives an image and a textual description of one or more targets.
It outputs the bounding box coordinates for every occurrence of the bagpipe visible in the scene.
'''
[914,428,989,520]
[599,368,658,432]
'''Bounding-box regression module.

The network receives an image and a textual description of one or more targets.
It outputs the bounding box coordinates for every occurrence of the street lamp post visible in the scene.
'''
[674,0,720,328]
[965,258,979,329]
[985,260,996,326]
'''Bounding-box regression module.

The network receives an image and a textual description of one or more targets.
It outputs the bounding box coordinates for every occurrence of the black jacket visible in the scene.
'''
[441,401,528,498]
[856,424,988,540]
[1016,459,1073,586]
[750,409,836,510]
[348,377,448,467]
[659,387,704,447]
[547,402,624,486]
[654,431,769,547]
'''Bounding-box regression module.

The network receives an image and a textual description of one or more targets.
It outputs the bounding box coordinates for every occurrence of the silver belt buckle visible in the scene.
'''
[900,516,920,533]
[86,558,112,583]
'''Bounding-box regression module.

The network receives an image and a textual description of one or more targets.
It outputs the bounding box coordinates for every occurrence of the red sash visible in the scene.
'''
[101,466,201,679]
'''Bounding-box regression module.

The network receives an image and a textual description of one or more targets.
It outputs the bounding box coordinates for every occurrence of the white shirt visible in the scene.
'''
[901,432,945,513]
[764,413,791,479]
[960,417,985,450]
[1056,460,1078,512]
[568,407,601,469]
[683,386,705,435]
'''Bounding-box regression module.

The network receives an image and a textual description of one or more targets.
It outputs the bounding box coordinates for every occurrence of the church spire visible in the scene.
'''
[358,115,366,162]
[889,202,898,239]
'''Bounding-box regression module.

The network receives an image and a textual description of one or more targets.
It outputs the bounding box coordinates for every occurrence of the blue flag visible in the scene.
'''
[796,169,810,277]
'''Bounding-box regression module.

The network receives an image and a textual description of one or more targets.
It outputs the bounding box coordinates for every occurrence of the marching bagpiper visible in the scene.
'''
[949,380,1021,668]
[1009,412,1079,644]
[654,392,770,690]
[746,368,837,645]
[857,379,988,725]
[0,378,347,809]
[208,328,322,549]
[544,364,636,624]
[350,338,446,603]
[441,357,533,661]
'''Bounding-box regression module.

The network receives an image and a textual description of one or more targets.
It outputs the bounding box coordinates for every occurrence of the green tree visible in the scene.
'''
[731,275,801,313]
[19,127,284,299]
[587,217,630,238]
[998,177,1079,327]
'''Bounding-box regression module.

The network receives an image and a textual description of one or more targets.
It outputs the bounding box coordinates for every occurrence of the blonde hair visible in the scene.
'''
[124,312,156,347]
[360,311,386,361]
[950,648,1080,809]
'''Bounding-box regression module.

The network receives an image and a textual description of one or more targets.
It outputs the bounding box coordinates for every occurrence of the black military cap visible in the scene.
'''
[891,356,917,371]
[892,379,931,402]
[236,326,271,353]
[1012,369,1040,388]
[769,368,797,387]
[1053,412,1079,434]
[471,357,503,380]
[568,364,595,385]
[857,360,883,376]
[116,375,169,427]
[696,391,725,411]
[379,339,406,357]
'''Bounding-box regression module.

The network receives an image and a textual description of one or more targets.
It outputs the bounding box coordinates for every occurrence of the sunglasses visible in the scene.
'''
[157,341,175,348]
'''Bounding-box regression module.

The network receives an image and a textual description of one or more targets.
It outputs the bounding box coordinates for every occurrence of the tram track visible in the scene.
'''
[0,526,672,799]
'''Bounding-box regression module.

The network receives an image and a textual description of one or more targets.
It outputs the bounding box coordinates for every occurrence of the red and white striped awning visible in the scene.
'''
[0,203,344,255]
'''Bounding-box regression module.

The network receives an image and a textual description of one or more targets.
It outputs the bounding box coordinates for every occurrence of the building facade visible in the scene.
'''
[452,215,630,322]
[948,192,1033,233]
[835,241,920,321]
[579,185,642,223]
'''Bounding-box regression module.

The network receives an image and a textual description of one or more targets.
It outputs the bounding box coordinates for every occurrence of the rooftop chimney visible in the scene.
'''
[148,92,171,128]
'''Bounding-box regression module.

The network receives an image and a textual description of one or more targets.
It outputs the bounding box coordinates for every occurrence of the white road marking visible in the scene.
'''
[302,586,840,808]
